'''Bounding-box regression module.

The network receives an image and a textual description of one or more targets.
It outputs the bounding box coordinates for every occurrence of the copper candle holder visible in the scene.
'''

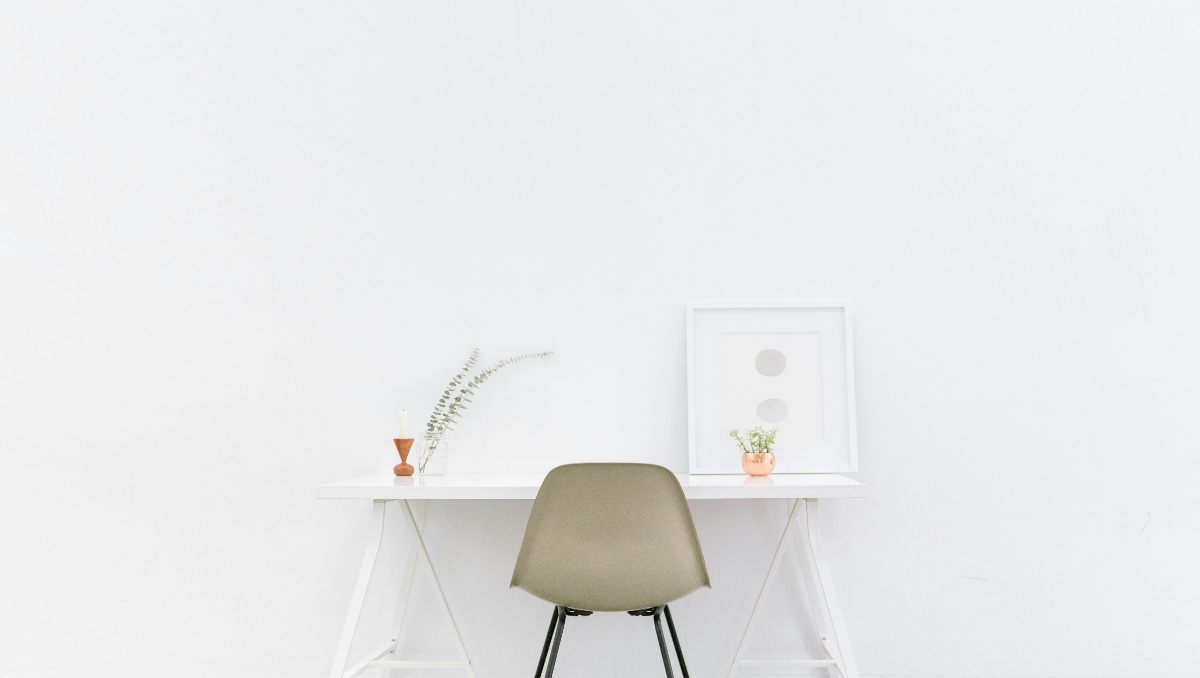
[393,438,416,476]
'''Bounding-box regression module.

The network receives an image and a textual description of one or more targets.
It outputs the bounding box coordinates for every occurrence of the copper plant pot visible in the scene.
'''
[742,452,775,476]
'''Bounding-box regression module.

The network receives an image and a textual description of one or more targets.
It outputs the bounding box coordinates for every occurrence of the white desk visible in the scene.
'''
[320,473,866,678]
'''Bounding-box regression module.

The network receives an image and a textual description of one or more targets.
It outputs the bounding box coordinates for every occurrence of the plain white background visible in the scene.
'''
[2,2,1198,677]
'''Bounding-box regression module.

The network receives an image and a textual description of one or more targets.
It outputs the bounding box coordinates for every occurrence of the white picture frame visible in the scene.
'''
[687,301,858,474]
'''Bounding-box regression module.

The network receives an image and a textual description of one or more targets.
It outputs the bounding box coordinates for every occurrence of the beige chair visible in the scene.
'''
[511,463,710,678]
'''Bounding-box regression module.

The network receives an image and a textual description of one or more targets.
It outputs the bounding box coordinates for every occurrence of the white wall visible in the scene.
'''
[3,2,1198,677]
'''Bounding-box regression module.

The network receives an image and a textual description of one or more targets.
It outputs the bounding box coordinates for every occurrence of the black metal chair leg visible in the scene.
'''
[652,606,676,678]
[543,605,568,678]
[662,605,691,678]
[534,606,560,678]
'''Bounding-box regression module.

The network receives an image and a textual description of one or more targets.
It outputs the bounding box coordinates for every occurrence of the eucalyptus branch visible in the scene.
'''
[424,349,554,438]
[425,348,479,436]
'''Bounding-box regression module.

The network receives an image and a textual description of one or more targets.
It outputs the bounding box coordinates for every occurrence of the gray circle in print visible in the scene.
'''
[755,349,787,377]
[756,399,788,423]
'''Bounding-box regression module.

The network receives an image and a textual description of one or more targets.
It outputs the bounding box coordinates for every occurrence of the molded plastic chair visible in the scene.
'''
[511,463,710,678]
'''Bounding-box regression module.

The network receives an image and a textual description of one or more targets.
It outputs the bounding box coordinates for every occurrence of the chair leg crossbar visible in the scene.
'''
[534,605,691,678]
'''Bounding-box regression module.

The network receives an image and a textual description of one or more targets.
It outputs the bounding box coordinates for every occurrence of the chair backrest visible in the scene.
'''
[510,463,710,612]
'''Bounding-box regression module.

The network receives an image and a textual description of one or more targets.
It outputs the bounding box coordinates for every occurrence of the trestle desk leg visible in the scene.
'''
[330,499,388,678]
[797,499,859,678]
[399,499,476,678]
[385,499,426,678]
[727,499,804,678]
[791,500,842,677]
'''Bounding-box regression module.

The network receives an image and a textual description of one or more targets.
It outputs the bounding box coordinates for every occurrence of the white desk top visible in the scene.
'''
[318,473,866,500]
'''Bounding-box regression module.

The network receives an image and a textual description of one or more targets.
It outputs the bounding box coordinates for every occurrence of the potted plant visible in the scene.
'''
[729,426,778,476]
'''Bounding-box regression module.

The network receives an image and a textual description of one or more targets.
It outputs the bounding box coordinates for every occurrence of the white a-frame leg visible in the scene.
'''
[727,499,859,678]
[329,499,476,678]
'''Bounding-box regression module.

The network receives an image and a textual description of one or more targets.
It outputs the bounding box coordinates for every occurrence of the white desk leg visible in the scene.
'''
[384,500,426,678]
[797,499,860,678]
[727,500,804,678]
[790,501,842,678]
[330,499,388,678]
[398,499,476,678]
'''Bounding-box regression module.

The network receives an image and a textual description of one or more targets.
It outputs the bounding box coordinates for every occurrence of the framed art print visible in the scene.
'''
[687,301,858,474]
